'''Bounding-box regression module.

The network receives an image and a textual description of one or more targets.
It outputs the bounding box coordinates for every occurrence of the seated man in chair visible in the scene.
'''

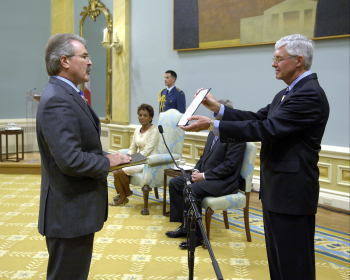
[165,100,246,249]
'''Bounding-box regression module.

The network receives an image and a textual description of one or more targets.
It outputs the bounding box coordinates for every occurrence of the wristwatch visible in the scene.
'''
[208,119,214,131]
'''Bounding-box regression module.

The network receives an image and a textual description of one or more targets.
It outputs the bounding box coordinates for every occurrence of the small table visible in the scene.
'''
[163,168,192,216]
[0,128,24,162]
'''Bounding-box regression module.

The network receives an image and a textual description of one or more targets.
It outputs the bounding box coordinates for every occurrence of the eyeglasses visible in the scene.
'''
[67,54,91,61]
[272,55,296,63]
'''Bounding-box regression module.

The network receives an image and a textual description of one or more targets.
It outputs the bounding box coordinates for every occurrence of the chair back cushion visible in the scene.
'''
[155,109,185,155]
[240,142,257,192]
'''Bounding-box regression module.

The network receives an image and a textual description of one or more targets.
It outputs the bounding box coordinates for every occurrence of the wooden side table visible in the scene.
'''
[0,129,24,162]
[163,168,192,216]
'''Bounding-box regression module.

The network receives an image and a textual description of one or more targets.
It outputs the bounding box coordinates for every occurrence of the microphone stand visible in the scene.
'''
[158,125,224,280]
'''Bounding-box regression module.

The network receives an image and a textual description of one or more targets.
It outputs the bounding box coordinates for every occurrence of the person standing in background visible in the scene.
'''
[181,34,329,280]
[158,70,186,113]
[36,33,130,280]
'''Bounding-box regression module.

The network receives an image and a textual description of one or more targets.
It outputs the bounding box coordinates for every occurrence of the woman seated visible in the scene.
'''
[110,104,159,206]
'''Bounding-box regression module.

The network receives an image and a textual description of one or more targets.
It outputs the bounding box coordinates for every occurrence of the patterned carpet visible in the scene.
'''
[0,174,349,280]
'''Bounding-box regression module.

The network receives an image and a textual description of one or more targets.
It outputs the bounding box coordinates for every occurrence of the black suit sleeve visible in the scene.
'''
[220,86,327,143]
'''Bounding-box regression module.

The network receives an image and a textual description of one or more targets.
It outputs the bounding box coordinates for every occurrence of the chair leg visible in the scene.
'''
[205,207,214,241]
[154,187,159,199]
[141,185,152,215]
[223,210,230,229]
[244,192,252,242]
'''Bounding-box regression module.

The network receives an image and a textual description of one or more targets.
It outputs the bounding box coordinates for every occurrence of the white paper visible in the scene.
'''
[177,88,211,126]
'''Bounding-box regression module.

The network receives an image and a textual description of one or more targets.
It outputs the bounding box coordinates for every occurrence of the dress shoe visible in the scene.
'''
[109,197,129,206]
[165,226,186,238]
[179,239,203,250]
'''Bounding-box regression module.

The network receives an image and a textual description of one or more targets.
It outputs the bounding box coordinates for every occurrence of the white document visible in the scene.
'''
[177,88,211,126]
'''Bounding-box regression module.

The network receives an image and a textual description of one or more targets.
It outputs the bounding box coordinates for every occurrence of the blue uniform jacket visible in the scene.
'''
[159,87,186,113]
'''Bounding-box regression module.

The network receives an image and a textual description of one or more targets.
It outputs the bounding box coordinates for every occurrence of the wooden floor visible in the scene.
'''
[1,152,349,233]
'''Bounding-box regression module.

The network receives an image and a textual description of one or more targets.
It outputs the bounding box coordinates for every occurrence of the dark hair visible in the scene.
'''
[165,70,177,79]
[137,104,154,121]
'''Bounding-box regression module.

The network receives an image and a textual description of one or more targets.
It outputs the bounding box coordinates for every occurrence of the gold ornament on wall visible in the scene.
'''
[79,0,122,122]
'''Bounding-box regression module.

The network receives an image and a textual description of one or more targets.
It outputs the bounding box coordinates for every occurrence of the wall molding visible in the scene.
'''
[103,124,350,211]
[1,120,348,211]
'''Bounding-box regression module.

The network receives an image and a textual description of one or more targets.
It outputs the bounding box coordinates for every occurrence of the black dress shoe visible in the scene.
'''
[165,226,186,238]
[179,239,203,250]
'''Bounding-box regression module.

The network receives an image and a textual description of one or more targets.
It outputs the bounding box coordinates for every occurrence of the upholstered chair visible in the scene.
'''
[201,142,257,242]
[118,109,184,215]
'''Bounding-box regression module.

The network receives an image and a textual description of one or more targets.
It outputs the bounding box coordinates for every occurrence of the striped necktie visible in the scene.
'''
[210,136,219,151]
[79,91,87,103]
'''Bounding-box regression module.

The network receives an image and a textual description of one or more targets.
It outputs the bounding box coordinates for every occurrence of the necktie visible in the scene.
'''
[210,136,219,151]
[281,88,289,102]
[79,91,87,103]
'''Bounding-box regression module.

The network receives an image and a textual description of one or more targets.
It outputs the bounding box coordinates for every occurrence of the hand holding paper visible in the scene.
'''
[177,88,211,126]
[106,152,131,168]
[108,153,147,171]
[180,115,211,132]
[201,92,221,113]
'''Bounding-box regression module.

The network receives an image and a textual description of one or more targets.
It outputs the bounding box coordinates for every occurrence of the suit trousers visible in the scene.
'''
[263,209,316,280]
[169,176,214,240]
[45,233,95,280]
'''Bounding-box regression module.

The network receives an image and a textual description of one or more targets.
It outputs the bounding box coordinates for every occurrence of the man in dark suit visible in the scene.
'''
[36,33,130,280]
[158,70,186,113]
[181,34,329,280]
[165,117,246,249]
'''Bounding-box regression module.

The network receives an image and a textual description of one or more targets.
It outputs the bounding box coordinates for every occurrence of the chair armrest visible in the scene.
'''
[147,153,180,166]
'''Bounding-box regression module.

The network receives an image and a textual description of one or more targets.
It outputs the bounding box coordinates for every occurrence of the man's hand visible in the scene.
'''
[180,115,211,132]
[191,170,204,182]
[202,92,221,113]
[105,152,131,167]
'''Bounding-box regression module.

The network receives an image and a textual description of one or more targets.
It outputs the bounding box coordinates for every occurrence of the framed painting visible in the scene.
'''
[174,0,350,51]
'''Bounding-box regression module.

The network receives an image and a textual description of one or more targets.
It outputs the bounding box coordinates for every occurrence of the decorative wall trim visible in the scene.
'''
[318,162,332,183]
[319,188,350,211]
[101,124,350,211]
[337,164,350,186]
[2,120,348,211]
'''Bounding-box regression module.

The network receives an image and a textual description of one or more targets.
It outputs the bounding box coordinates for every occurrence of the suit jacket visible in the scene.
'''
[36,77,110,238]
[219,73,329,215]
[193,132,245,196]
[159,87,186,113]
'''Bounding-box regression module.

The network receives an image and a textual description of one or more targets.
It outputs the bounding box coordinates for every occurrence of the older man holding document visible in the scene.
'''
[181,34,329,280]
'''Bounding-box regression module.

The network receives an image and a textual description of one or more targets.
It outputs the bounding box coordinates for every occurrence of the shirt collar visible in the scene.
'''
[53,76,80,93]
[288,70,312,91]
[166,85,175,92]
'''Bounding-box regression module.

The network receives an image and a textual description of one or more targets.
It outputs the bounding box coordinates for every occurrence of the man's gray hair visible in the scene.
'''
[275,34,314,70]
[218,99,233,109]
[45,33,86,76]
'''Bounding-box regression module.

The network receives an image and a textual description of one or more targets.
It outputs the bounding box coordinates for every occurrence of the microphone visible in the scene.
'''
[158,127,223,279]
[158,125,191,184]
